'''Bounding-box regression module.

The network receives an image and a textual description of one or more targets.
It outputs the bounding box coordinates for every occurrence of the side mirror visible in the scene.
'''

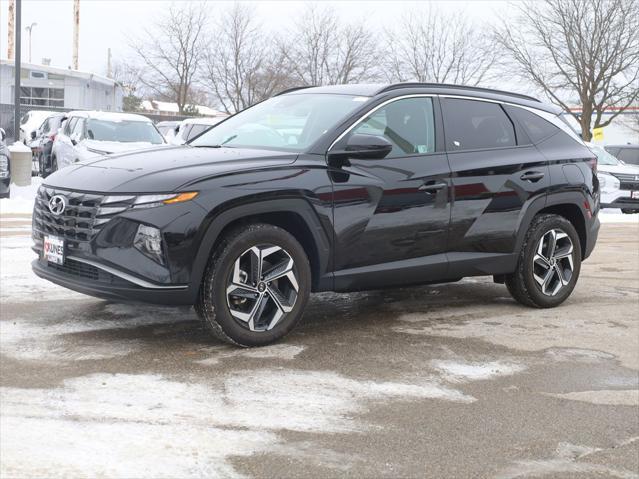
[0,128,5,141]
[330,134,393,160]
[31,131,37,140]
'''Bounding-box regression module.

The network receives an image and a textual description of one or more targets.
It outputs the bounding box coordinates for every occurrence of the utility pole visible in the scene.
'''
[72,0,80,70]
[25,22,37,63]
[7,0,15,60]
[14,0,22,143]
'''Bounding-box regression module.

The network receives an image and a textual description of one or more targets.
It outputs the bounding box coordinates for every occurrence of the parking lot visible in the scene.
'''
[1,215,638,478]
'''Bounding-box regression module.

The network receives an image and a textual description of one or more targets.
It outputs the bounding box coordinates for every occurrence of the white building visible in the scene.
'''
[0,59,123,111]
[140,100,226,118]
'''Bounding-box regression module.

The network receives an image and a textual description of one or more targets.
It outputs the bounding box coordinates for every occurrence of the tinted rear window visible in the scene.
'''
[509,108,558,143]
[442,98,516,151]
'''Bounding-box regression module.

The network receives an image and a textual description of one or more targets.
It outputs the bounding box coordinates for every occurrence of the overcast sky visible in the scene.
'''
[0,0,514,77]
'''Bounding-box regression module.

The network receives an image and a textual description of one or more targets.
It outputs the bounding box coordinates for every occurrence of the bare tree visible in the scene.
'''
[279,5,380,86]
[202,3,290,113]
[496,0,639,141]
[384,8,497,86]
[129,2,207,114]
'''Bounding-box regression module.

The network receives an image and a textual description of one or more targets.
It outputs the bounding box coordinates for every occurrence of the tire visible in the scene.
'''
[195,223,311,347]
[621,209,638,214]
[505,214,581,308]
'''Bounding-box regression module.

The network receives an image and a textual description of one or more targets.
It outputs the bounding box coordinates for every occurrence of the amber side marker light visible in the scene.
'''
[164,192,199,204]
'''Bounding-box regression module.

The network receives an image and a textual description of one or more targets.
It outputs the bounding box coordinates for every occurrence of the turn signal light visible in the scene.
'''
[163,192,199,204]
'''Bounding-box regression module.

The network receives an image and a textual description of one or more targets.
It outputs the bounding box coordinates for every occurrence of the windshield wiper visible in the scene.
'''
[193,135,237,149]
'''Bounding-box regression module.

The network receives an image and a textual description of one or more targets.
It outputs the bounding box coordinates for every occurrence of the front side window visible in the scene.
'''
[191,93,370,152]
[86,120,164,144]
[443,98,516,151]
[350,97,436,158]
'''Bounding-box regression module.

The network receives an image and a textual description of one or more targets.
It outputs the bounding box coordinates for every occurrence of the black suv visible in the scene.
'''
[32,84,600,346]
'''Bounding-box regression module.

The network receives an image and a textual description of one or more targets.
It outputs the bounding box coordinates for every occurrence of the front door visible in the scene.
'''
[329,96,452,290]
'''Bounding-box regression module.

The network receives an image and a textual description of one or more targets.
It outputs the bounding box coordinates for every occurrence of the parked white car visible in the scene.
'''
[171,116,227,145]
[588,143,639,214]
[51,111,166,170]
[19,110,56,144]
[156,120,181,143]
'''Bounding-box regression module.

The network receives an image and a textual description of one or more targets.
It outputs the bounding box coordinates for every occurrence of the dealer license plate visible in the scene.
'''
[631,191,639,199]
[44,235,65,265]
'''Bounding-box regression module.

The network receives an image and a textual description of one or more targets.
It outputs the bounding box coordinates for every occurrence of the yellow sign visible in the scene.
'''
[592,127,604,141]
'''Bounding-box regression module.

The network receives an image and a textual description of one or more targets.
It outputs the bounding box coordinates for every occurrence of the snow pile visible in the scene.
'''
[430,359,525,383]
[599,209,639,223]
[0,177,41,214]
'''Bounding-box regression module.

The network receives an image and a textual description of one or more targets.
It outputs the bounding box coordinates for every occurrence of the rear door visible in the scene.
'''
[330,96,451,290]
[441,97,549,271]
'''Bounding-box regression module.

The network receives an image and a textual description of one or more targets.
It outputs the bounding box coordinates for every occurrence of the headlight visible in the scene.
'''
[134,224,165,265]
[132,192,199,209]
[597,172,619,189]
[100,192,199,213]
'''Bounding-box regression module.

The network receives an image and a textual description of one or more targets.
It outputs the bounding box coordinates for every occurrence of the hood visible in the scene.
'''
[44,145,298,193]
[84,139,161,155]
[598,163,639,176]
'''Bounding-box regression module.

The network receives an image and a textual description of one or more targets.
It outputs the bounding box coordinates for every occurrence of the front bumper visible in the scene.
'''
[32,257,195,305]
[601,196,639,211]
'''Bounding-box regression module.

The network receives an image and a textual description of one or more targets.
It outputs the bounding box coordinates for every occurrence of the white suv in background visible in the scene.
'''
[171,116,228,145]
[51,111,166,170]
[589,143,639,214]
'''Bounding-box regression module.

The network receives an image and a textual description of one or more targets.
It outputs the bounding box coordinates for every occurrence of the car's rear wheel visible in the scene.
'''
[506,214,581,308]
[195,223,311,346]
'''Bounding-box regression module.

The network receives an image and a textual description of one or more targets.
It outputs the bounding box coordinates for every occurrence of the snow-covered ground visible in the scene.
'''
[0,177,42,215]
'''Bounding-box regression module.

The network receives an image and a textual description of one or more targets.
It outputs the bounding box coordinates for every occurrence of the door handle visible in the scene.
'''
[520,171,545,182]
[418,182,447,193]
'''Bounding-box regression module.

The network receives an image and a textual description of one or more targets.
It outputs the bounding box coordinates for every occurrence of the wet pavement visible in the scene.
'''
[1,216,638,478]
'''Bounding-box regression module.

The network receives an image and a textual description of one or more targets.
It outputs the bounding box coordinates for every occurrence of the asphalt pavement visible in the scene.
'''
[1,215,637,478]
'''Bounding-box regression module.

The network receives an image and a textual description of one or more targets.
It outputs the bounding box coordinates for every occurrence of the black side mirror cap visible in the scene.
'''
[329,134,393,160]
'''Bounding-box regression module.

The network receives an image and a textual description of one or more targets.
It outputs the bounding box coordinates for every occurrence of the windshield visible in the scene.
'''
[591,145,620,165]
[191,94,370,151]
[86,119,165,144]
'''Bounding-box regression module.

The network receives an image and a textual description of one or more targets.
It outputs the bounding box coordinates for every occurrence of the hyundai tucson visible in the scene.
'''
[32,83,600,346]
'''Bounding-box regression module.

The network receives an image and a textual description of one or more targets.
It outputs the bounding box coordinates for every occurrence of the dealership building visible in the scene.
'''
[0,59,123,112]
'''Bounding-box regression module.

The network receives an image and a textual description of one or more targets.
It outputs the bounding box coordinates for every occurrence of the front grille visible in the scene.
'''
[611,173,639,191]
[47,257,101,281]
[33,187,136,245]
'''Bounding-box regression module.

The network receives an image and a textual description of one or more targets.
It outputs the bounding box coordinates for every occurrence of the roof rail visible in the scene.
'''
[377,83,540,103]
[275,86,315,96]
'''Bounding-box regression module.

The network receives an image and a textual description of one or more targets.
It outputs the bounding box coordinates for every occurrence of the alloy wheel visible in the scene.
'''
[226,244,299,331]
[532,228,574,296]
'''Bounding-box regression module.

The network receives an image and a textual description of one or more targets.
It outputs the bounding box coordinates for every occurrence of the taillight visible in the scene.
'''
[49,134,56,141]
[587,157,597,175]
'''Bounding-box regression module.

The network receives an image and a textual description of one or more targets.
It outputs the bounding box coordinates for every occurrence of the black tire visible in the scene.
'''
[505,214,581,308]
[195,223,311,347]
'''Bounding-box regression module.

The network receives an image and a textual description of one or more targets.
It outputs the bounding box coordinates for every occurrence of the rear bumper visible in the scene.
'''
[32,258,195,305]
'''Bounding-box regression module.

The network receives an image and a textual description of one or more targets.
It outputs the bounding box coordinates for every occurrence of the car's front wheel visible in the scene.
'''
[195,223,311,346]
[506,214,581,308]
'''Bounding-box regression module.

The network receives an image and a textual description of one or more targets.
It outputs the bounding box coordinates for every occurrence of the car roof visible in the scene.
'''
[66,111,153,122]
[281,83,561,114]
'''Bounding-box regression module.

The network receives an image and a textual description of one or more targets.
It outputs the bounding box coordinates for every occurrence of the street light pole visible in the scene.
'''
[13,0,22,143]
[25,22,37,64]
